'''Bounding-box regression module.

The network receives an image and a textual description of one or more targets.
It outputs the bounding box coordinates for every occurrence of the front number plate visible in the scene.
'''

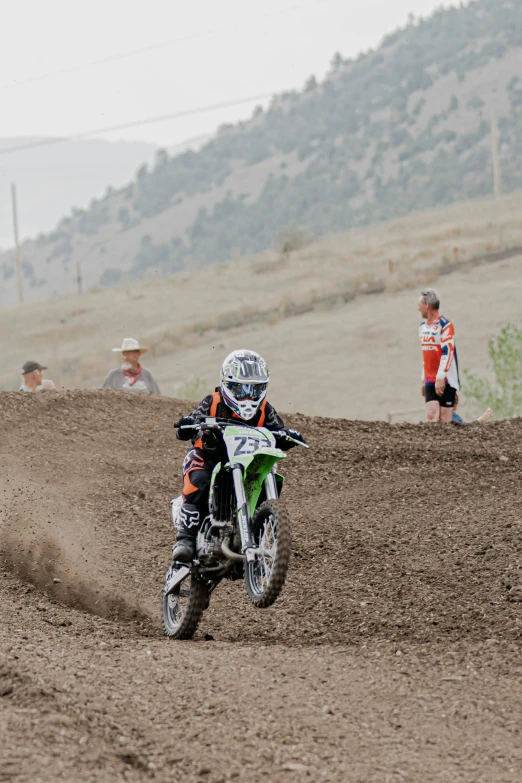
[224,427,276,460]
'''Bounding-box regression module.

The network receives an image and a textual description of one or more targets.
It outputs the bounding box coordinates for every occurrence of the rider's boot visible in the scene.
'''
[171,504,200,564]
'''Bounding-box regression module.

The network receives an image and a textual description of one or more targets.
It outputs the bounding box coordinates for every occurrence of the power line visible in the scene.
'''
[2,0,333,90]
[3,28,229,90]
[0,92,275,156]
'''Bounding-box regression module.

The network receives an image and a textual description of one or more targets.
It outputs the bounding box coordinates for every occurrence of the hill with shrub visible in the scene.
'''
[1,0,521,304]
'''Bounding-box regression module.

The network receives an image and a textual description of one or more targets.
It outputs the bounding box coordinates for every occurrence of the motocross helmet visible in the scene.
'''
[220,349,269,420]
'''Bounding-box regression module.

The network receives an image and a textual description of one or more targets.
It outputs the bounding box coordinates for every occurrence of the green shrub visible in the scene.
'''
[99,268,122,287]
[464,321,522,419]
[273,222,314,254]
[176,376,211,401]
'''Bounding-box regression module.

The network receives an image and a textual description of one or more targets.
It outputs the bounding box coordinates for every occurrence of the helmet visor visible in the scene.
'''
[225,381,267,401]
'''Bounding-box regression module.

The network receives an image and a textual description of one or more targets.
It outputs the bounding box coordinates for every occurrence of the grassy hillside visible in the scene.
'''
[1,0,521,304]
[1,191,521,421]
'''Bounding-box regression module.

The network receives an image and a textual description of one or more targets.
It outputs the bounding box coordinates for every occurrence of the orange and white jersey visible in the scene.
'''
[419,315,460,390]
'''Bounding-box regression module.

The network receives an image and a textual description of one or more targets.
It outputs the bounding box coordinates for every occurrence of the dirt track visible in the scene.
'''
[1,391,522,782]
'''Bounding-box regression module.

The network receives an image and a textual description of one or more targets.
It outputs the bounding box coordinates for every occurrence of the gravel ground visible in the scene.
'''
[1,391,521,782]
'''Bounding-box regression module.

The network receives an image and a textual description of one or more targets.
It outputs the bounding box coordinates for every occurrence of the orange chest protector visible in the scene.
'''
[210,391,267,427]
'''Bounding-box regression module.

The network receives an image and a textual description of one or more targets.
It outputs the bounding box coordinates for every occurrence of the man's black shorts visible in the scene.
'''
[424,384,457,407]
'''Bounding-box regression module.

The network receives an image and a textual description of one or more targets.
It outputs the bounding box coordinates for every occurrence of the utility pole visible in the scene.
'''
[76,260,83,296]
[11,183,24,305]
[491,112,502,200]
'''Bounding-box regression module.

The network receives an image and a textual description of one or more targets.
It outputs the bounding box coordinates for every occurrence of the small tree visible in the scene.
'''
[330,52,343,71]
[118,206,131,229]
[154,148,169,169]
[305,75,317,92]
[464,321,522,419]
[273,222,314,255]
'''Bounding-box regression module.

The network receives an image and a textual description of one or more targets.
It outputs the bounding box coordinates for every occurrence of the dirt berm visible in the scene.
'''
[1,390,522,782]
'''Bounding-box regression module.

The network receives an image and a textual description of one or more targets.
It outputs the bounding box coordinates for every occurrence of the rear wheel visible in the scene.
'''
[245,499,291,608]
[162,573,208,640]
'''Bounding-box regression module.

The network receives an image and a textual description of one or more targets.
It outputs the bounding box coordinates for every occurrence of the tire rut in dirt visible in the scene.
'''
[1,531,152,627]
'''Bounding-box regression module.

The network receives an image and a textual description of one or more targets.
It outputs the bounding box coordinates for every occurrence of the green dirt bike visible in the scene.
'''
[162,418,308,640]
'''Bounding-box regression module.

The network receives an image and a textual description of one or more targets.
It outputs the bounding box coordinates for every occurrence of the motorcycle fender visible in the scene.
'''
[243,453,284,516]
[163,566,190,596]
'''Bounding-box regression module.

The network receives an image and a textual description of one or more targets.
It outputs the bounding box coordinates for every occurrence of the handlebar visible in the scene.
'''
[273,430,309,448]
[175,417,309,448]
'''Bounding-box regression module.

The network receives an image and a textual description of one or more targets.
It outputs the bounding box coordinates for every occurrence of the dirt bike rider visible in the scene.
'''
[171,349,306,563]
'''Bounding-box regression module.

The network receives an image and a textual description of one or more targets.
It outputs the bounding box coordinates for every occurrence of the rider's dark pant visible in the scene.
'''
[181,447,215,517]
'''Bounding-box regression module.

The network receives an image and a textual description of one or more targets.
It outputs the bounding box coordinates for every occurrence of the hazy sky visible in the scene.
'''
[1,0,451,150]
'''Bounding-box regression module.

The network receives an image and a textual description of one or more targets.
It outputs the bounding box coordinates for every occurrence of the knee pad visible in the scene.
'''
[178,503,200,530]
[170,496,183,527]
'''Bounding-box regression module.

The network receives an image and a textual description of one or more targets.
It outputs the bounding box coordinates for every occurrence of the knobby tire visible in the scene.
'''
[245,498,291,608]
[162,575,208,640]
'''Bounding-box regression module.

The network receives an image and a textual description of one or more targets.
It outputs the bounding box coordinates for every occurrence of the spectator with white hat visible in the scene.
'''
[103,338,160,394]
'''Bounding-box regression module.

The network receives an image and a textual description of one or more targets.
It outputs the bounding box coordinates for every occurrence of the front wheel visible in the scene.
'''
[162,573,208,640]
[245,499,291,608]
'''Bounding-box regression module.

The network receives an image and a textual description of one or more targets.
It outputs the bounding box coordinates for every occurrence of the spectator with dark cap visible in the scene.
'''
[20,361,57,392]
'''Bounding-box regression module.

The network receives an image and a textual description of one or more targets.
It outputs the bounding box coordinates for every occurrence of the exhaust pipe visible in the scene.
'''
[221,536,245,562]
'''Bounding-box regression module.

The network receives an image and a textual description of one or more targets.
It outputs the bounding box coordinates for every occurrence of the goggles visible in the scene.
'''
[225,381,267,401]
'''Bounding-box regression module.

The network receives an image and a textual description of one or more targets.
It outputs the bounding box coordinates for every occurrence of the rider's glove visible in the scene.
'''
[277,428,306,451]
[175,416,198,441]
[201,427,220,451]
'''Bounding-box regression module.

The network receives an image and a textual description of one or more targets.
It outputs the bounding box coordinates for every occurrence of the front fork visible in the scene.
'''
[264,471,279,501]
[232,467,278,562]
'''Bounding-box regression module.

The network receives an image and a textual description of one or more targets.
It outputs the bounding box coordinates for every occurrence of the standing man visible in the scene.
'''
[20,361,57,392]
[103,337,161,394]
[418,288,459,423]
